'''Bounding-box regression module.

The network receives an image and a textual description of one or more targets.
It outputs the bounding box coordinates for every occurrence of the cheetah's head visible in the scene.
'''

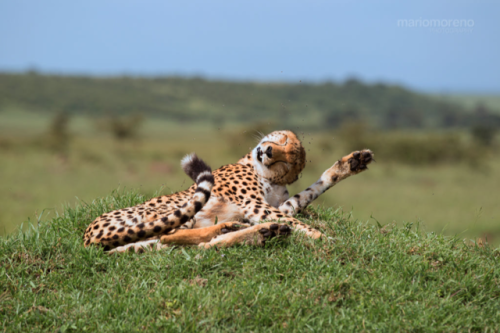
[250,130,306,185]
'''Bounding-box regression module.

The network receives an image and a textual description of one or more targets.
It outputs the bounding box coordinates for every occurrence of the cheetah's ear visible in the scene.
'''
[181,153,212,182]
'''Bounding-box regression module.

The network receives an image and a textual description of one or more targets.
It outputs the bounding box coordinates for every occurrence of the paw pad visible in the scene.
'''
[348,150,373,172]
[258,223,292,245]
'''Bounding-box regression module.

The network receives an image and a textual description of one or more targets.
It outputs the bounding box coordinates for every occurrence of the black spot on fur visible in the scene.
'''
[137,230,146,238]
[153,226,162,233]
[180,215,189,224]
[194,201,202,213]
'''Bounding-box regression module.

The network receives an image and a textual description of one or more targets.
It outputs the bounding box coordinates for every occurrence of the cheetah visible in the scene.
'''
[83,130,373,253]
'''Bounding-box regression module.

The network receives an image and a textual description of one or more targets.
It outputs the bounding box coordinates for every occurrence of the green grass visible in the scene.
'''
[1,190,499,332]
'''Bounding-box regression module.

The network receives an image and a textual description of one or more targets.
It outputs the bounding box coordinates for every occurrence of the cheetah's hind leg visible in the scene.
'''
[108,239,165,254]
[198,222,292,249]
[159,222,249,246]
[108,222,250,254]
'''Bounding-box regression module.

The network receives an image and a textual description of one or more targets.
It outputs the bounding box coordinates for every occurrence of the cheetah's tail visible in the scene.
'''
[144,153,214,231]
[181,153,212,183]
[170,153,215,223]
[144,154,214,232]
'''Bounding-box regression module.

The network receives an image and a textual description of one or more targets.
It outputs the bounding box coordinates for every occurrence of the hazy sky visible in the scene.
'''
[0,0,498,92]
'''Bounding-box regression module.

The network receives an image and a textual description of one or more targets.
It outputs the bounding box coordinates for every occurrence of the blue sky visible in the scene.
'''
[0,0,498,92]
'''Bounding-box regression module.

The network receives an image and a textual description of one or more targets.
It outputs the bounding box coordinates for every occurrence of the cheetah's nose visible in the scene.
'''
[265,146,273,158]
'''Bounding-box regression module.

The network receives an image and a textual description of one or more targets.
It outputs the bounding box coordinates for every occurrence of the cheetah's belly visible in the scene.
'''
[192,197,244,229]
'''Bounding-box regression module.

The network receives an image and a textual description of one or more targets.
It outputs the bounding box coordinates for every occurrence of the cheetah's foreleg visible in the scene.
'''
[279,149,374,216]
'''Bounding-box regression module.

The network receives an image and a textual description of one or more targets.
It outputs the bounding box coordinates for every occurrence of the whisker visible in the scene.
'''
[252,130,265,142]
[253,131,265,142]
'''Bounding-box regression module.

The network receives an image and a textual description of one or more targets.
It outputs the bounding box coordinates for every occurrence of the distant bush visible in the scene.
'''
[96,114,144,140]
[46,111,71,152]
[471,125,497,147]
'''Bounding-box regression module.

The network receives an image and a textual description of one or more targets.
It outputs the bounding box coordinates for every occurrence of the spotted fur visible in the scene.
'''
[83,154,214,251]
[83,130,374,252]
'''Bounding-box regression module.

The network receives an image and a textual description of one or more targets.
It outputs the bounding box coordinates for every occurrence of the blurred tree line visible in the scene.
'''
[1,72,499,132]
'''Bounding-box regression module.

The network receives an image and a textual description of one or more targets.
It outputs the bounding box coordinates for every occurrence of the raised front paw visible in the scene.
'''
[345,149,373,172]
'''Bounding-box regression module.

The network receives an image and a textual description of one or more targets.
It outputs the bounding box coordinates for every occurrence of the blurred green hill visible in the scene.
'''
[2,72,499,129]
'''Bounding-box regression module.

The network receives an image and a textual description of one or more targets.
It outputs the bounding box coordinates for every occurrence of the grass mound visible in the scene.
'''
[1,190,499,332]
